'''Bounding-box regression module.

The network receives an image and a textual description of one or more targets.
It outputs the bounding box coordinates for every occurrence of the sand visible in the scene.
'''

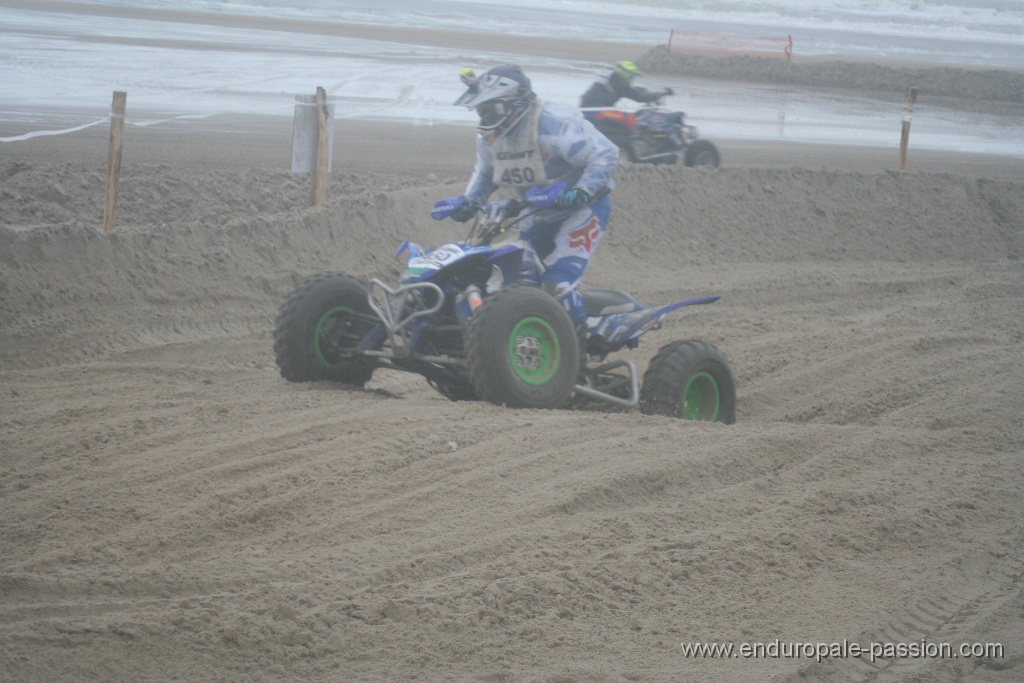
[2,26,1024,683]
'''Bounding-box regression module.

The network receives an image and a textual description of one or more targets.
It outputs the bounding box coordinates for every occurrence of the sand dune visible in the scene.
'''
[640,46,1024,104]
[2,48,1024,683]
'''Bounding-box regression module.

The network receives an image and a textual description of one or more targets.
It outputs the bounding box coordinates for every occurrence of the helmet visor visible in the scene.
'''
[476,100,509,129]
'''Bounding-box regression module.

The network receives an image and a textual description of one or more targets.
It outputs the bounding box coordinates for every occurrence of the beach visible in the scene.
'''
[2,22,1024,683]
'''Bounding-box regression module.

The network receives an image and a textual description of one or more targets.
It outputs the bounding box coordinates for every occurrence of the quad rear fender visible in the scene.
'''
[592,296,720,346]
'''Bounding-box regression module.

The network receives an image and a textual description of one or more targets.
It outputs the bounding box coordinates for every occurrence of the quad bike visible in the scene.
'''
[273,182,736,422]
[583,97,721,167]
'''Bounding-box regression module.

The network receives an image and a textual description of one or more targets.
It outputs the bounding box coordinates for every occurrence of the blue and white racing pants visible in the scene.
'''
[515,194,611,323]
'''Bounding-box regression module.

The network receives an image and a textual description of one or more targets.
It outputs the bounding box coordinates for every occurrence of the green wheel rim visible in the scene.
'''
[683,371,721,421]
[314,306,360,371]
[507,317,561,386]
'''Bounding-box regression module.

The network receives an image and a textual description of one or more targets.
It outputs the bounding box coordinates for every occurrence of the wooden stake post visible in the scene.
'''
[898,87,918,171]
[310,86,330,205]
[103,91,127,232]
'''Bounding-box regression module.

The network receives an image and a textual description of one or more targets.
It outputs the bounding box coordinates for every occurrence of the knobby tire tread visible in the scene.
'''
[273,271,375,385]
[640,339,736,423]
[464,286,578,410]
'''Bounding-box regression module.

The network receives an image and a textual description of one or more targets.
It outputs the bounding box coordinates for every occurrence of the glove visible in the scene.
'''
[662,87,674,97]
[555,188,590,208]
[450,198,480,222]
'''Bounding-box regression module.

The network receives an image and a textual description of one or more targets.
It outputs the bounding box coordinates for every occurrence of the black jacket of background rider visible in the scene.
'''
[579,70,663,108]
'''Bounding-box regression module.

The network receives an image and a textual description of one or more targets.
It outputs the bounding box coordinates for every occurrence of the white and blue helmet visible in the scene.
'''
[455,64,536,140]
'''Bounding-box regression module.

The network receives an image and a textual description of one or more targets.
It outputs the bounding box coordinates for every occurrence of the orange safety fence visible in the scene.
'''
[668,30,793,60]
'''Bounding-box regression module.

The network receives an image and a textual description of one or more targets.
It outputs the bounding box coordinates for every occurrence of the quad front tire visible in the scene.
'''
[464,286,579,410]
[639,340,736,423]
[273,272,377,385]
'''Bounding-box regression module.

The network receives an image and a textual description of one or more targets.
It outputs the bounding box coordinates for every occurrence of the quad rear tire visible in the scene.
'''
[684,139,721,168]
[273,272,377,385]
[639,339,736,423]
[464,286,579,409]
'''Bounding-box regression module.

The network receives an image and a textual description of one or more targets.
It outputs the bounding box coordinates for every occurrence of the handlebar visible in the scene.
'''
[430,181,567,221]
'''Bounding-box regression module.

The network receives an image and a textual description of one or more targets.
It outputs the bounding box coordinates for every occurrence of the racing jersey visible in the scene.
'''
[462,101,619,215]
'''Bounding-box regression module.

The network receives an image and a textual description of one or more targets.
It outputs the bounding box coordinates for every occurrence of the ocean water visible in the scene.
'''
[1,0,1022,155]
[81,0,1024,68]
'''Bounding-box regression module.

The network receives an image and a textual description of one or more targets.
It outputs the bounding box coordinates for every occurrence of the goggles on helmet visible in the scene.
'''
[454,65,535,140]
[476,100,511,129]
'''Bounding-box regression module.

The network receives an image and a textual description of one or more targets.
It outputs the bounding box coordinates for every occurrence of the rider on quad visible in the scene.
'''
[579,60,672,109]
[447,64,619,345]
[580,61,675,155]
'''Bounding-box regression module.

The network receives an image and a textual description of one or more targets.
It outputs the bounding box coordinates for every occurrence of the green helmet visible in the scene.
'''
[613,61,641,80]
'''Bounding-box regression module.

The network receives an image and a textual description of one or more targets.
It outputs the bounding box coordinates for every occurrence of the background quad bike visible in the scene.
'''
[274,272,736,423]
[587,109,722,168]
